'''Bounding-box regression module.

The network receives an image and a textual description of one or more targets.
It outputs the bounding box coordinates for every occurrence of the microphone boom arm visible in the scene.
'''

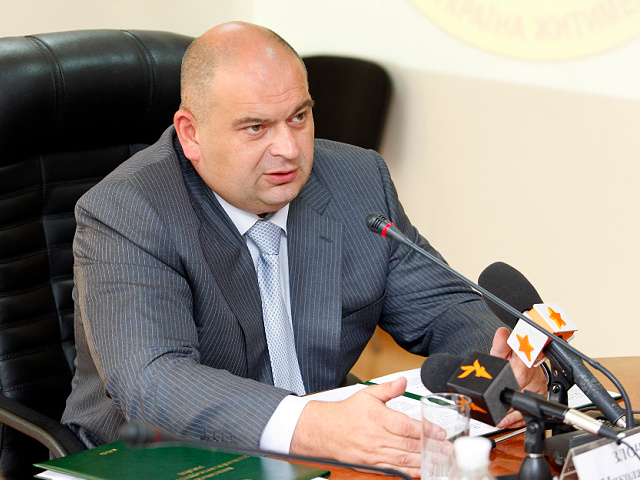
[366,212,633,428]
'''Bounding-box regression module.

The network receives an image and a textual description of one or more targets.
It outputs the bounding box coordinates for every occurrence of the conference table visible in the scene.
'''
[299,357,640,479]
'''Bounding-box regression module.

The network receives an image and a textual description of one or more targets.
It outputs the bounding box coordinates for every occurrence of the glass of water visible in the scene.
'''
[420,393,471,480]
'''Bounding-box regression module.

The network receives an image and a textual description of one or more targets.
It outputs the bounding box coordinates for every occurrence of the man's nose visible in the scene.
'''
[269,123,299,159]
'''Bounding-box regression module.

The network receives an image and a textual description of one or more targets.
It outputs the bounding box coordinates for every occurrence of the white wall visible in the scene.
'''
[4,0,640,358]
[256,0,640,359]
[1,0,249,37]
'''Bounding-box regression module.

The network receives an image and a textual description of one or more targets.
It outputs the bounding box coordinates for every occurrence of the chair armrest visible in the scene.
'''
[0,394,85,457]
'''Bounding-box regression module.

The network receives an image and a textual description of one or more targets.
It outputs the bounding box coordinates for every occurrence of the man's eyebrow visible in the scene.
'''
[232,99,315,128]
[296,98,315,112]
[233,115,271,127]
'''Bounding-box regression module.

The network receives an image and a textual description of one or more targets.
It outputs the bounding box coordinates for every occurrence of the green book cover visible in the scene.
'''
[35,441,330,480]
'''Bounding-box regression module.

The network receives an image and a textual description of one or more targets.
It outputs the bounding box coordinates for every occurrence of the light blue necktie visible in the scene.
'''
[246,220,306,395]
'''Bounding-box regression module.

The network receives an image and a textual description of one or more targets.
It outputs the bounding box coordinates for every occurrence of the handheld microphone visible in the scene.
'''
[479,263,578,367]
[420,352,622,442]
[477,261,542,330]
[366,212,633,429]
[478,262,627,428]
[120,421,413,480]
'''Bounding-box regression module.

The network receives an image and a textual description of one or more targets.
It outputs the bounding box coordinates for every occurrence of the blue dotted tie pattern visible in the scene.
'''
[246,220,306,395]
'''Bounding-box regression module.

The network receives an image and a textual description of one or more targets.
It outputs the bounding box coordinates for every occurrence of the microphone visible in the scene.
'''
[120,421,413,480]
[477,261,542,329]
[478,262,627,427]
[366,212,414,247]
[366,212,633,429]
[479,262,578,368]
[421,352,519,426]
[420,352,623,442]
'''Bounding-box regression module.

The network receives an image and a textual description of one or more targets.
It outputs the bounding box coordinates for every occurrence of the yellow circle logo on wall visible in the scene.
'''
[408,0,640,61]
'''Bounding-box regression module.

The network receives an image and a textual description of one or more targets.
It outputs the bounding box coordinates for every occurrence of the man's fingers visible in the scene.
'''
[292,378,461,478]
[373,450,422,478]
[421,417,446,441]
[361,377,408,404]
[496,408,526,429]
[490,326,512,359]
[490,326,548,398]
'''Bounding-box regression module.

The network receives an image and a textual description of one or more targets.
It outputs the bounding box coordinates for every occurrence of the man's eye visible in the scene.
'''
[293,112,306,122]
[247,125,263,133]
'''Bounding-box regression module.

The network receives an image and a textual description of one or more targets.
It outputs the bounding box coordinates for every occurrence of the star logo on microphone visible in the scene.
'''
[547,307,566,329]
[516,334,534,362]
[458,359,493,379]
[470,403,488,414]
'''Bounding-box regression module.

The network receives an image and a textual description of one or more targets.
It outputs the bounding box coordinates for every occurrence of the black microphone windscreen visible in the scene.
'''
[366,212,389,235]
[477,262,543,328]
[422,352,520,426]
[420,353,463,392]
[447,352,520,426]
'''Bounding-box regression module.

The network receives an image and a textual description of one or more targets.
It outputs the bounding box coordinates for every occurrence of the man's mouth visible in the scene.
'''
[264,168,297,184]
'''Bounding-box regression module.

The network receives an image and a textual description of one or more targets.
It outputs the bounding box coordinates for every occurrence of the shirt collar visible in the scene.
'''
[213,192,289,236]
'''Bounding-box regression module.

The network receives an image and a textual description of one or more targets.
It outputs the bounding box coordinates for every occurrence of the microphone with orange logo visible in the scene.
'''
[478,261,627,428]
[420,351,623,442]
[421,351,519,426]
[478,262,578,369]
[507,303,578,368]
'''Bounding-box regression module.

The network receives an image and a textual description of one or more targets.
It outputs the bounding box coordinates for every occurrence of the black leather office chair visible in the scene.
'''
[0,29,392,480]
[304,55,392,151]
[0,29,193,479]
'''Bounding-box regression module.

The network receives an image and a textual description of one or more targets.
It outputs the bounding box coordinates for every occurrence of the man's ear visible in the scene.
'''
[174,109,201,163]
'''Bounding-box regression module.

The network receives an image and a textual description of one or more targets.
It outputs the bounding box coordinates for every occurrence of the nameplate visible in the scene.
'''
[568,428,640,479]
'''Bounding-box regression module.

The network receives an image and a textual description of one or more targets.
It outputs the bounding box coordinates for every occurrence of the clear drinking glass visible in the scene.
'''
[421,393,471,480]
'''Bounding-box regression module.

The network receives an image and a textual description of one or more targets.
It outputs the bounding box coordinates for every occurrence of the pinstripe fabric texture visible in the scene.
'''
[61,126,504,450]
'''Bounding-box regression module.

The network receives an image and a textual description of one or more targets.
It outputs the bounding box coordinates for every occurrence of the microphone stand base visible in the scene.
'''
[520,416,552,480]
[519,454,552,480]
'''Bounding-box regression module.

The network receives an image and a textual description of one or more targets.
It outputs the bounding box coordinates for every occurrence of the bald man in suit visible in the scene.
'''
[62,22,545,477]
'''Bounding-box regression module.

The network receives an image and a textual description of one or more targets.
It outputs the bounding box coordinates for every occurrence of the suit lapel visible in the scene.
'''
[288,173,343,393]
[179,153,271,384]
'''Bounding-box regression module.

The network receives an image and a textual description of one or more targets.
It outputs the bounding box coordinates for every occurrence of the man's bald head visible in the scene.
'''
[180,22,307,121]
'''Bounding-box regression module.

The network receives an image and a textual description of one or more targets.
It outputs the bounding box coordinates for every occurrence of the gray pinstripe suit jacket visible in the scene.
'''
[61,126,503,449]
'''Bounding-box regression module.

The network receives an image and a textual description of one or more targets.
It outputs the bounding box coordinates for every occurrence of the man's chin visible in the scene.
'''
[260,198,295,212]
[248,175,309,213]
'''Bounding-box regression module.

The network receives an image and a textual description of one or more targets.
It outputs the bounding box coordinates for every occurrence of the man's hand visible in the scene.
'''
[490,327,548,428]
[290,377,438,478]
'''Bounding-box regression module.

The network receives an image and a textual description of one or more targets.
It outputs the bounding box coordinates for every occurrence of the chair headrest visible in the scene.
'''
[0,29,193,157]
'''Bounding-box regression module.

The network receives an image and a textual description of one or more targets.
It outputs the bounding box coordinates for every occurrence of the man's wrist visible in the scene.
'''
[259,394,312,454]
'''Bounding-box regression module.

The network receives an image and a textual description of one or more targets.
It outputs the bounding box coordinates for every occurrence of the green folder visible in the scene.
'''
[35,441,330,480]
